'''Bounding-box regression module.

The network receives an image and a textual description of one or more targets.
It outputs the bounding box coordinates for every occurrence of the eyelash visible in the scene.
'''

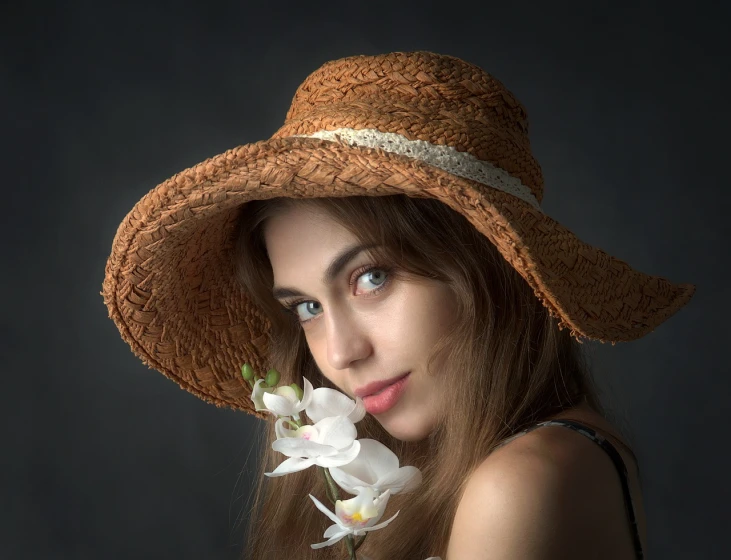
[283,264,392,324]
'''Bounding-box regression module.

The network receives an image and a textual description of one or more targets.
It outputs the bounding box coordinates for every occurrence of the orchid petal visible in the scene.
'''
[294,425,318,440]
[262,391,296,416]
[329,439,414,494]
[315,440,361,467]
[361,509,399,533]
[273,385,298,401]
[264,456,315,477]
[310,528,349,549]
[300,377,314,408]
[348,396,366,423]
[377,466,423,494]
[367,488,392,526]
[328,467,371,495]
[251,379,275,412]
[274,418,299,440]
[308,493,343,526]
[324,524,349,539]
[307,388,359,423]
[358,439,400,472]
[272,438,337,458]
[361,487,391,524]
[336,486,380,523]
[347,439,395,480]
[314,416,357,448]
[374,487,392,506]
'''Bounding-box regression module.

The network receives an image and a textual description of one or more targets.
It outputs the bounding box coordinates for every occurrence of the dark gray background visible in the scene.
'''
[3,1,729,558]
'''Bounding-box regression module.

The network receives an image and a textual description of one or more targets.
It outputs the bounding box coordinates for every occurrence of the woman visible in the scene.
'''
[102,51,695,559]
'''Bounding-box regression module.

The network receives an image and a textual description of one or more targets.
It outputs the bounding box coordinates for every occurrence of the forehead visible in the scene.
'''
[263,203,358,278]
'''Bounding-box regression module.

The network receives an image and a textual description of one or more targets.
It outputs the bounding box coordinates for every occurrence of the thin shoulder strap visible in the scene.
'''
[523,419,645,560]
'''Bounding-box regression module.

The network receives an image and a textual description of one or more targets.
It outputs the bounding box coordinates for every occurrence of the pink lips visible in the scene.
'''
[358,373,410,415]
[354,372,411,398]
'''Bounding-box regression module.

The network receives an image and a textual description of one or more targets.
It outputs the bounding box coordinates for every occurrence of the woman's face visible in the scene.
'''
[263,203,459,442]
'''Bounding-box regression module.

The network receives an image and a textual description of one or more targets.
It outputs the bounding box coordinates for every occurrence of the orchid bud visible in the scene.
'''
[241,363,255,381]
[290,382,304,401]
[266,368,281,387]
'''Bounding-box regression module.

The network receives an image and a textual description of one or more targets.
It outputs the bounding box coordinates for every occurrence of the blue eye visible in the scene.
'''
[292,300,323,322]
[355,269,388,292]
[284,265,391,324]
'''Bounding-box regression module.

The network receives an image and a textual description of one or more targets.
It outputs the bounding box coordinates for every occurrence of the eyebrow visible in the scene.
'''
[272,242,380,300]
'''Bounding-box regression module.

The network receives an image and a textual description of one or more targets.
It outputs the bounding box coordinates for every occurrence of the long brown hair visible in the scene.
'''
[233,194,605,559]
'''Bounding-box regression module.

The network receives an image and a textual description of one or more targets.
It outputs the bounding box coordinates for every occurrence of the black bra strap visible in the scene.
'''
[518,419,644,559]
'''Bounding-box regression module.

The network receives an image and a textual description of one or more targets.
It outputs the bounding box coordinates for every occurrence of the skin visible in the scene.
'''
[263,204,460,442]
[263,203,648,557]
[446,401,649,558]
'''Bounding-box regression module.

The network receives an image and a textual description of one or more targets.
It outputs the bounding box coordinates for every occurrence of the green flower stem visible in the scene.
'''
[320,467,336,503]
[322,467,341,505]
[353,534,367,550]
[345,535,356,559]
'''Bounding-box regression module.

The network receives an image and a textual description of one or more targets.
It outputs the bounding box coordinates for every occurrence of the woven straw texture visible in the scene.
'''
[102,51,696,415]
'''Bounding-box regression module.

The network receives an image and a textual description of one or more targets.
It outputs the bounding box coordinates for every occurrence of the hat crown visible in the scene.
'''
[272,51,545,204]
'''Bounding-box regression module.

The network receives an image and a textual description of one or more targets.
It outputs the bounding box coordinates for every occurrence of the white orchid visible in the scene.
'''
[329,438,423,497]
[265,415,361,476]
[251,378,276,414]
[306,385,366,424]
[254,377,313,421]
[309,487,399,549]
[243,366,429,559]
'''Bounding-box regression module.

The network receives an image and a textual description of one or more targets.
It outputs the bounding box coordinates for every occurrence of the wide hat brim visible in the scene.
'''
[102,134,695,415]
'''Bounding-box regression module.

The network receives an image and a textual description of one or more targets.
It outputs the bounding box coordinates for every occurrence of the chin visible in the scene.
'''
[394,432,430,442]
[379,420,432,442]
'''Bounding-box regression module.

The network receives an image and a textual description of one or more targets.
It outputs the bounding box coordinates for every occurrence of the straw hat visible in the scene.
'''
[101,51,696,416]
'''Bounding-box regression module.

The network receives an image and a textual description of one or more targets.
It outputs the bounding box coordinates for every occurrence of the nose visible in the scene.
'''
[324,303,372,370]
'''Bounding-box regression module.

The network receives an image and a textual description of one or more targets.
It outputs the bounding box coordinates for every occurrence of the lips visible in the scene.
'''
[354,372,410,398]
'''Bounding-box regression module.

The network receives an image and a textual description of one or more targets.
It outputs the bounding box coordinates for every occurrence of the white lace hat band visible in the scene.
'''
[294,128,542,211]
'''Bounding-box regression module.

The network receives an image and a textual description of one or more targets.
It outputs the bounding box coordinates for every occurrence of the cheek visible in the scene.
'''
[390,285,458,344]
[302,330,324,365]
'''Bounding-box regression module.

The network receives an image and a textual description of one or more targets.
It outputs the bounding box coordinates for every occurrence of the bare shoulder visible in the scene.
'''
[445,426,639,560]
